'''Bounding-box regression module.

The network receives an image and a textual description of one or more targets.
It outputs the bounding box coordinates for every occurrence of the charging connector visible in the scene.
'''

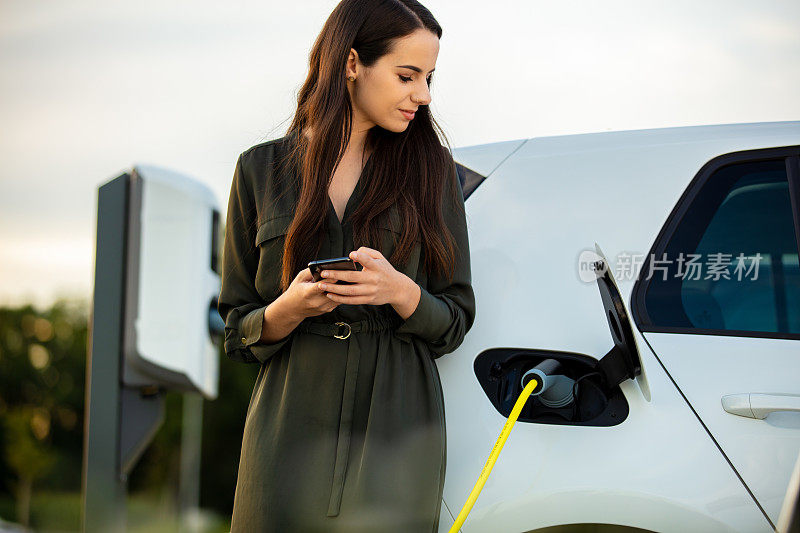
[520,359,576,408]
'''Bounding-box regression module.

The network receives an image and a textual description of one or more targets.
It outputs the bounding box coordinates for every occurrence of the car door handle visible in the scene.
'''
[721,393,800,419]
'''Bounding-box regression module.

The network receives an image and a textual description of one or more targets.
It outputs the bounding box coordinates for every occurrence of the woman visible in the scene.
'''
[217,0,475,530]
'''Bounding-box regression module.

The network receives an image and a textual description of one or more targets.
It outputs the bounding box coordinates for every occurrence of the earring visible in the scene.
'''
[348,76,355,81]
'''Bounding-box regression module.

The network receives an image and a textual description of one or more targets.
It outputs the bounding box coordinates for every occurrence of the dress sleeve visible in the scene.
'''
[395,153,476,358]
[217,152,295,365]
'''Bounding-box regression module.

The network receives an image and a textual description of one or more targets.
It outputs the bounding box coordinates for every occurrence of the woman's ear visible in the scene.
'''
[346,48,360,79]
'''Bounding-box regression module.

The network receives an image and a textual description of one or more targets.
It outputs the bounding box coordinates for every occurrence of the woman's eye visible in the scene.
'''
[399,74,433,85]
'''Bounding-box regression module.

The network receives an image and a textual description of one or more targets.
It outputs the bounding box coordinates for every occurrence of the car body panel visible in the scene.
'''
[643,331,800,526]
[450,138,528,181]
[438,120,800,532]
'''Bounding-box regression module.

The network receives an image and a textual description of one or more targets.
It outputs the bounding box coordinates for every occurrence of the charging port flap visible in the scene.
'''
[591,243,643,389]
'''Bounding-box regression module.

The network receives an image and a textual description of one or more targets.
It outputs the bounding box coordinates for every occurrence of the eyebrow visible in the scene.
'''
[396,65,435,74]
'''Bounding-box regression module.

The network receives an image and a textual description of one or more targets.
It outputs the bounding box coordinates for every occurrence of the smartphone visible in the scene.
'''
[308,256,363,284]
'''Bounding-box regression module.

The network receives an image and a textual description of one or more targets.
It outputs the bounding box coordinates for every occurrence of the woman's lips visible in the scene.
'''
[399,109,415,120]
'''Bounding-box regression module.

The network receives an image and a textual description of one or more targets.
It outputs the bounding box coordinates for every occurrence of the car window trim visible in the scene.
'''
[630,145,800,341]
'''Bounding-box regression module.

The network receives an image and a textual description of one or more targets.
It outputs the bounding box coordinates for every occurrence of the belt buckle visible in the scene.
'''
[333,321,351,340]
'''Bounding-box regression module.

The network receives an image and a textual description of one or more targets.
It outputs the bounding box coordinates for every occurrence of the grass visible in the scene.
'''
[0,490,231,533]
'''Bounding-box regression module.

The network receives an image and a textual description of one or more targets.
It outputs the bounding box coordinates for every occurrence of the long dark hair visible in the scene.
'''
[276,0,462,292]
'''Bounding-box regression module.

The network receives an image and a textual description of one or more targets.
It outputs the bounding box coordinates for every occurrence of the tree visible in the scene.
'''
[3,406,56,526]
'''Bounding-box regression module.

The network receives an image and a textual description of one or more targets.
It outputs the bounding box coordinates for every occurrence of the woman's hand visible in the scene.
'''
[283,267,341,318]
[317,248,409,306]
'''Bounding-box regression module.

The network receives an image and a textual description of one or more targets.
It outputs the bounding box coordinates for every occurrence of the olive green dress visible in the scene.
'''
[217,132,476,532]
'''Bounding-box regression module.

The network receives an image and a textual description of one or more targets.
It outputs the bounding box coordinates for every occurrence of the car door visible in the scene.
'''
[631,146,800,528]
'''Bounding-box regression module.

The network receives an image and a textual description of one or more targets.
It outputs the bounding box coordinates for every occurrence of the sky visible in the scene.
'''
[1,0,798,309]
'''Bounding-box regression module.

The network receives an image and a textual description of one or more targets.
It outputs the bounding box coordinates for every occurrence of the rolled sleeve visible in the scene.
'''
[217,152,295,365]
[395,152,476,358]
[240,304,268,346]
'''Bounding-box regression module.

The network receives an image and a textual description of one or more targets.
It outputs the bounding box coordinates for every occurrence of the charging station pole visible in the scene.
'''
[82,173,168,533]
[81,174,129,533]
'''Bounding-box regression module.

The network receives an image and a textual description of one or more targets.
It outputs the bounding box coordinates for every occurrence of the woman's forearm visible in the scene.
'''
[260,293,305,344]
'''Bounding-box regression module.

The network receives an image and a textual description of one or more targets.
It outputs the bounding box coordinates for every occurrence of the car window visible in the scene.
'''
[642,157,800,335]
[456,162,486,200]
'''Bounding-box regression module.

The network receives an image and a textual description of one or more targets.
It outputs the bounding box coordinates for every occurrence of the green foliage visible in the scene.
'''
[0,298,88,525]
[3,407,57,483]
[0,296,257,526]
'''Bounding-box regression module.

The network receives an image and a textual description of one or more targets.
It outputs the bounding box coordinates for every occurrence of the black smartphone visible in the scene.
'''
[308,256,362,284]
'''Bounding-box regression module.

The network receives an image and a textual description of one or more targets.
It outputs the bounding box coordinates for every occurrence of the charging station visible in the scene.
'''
[81,164,224,532]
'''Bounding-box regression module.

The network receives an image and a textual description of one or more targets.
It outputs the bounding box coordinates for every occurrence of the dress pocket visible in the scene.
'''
[375,212,422,282]
[254,214,293,299]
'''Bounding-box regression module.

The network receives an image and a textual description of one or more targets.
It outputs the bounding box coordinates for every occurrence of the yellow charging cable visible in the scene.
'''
[448,377,539,533]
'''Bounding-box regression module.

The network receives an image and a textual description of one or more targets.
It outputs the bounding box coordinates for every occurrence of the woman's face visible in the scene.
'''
[346,28,439,134]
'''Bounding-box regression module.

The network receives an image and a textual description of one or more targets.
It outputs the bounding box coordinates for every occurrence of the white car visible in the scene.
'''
[437,120,800,532]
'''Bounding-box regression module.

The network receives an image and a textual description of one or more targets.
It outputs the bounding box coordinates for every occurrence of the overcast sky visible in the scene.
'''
[1,0,798,309]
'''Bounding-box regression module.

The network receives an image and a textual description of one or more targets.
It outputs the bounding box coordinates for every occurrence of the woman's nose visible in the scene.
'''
[413,84,431,106]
